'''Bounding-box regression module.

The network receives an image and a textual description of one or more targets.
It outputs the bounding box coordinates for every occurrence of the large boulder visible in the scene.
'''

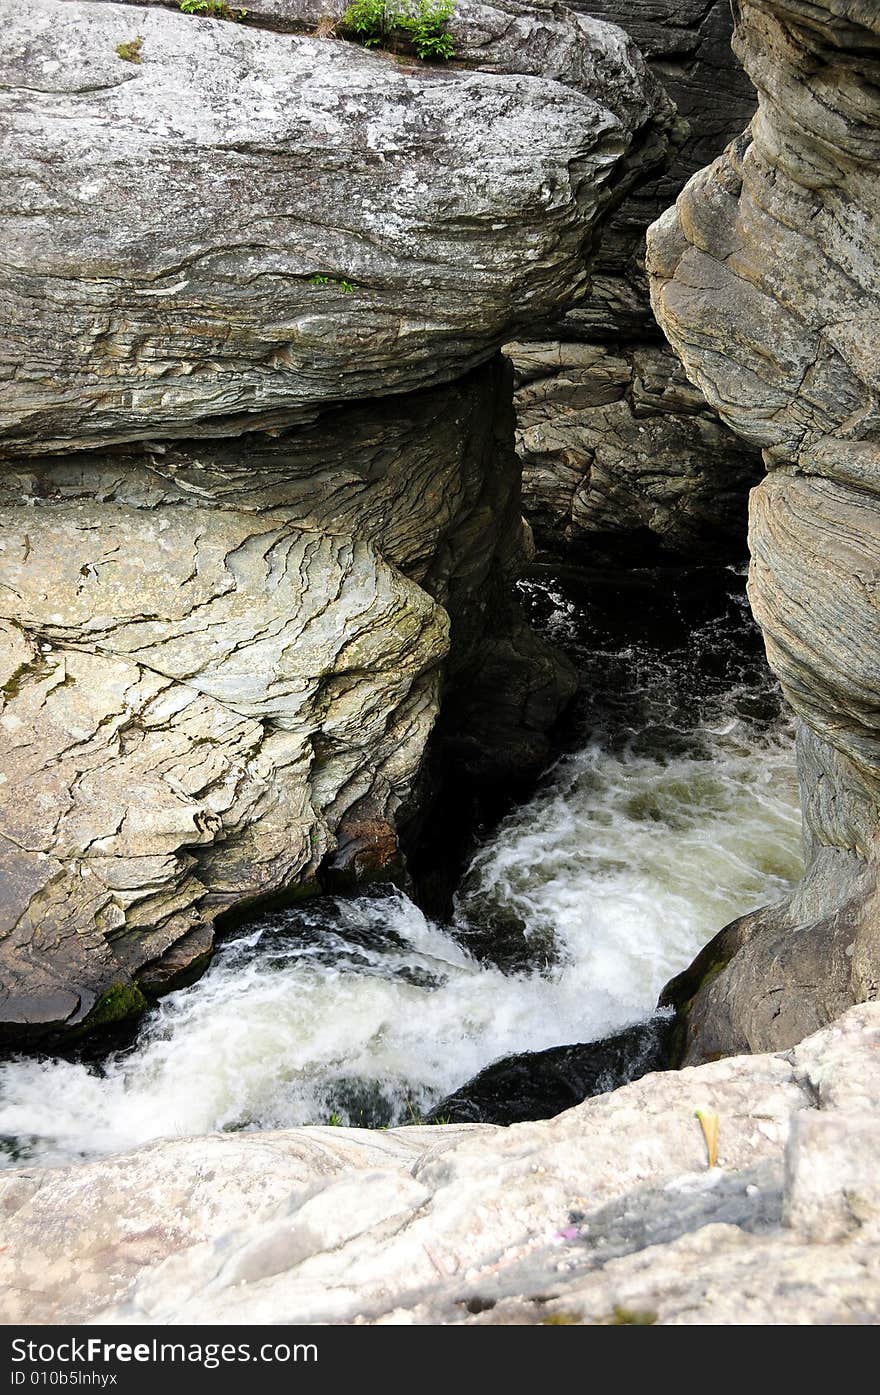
[1,1002,878,1323]
[0,361,575,1041]
[1,0,674,454]
[649,0,880,1059]
[0,0,669,1038]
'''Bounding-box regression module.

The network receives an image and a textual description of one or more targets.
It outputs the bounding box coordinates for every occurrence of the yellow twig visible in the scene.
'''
[695,1109,719,1168]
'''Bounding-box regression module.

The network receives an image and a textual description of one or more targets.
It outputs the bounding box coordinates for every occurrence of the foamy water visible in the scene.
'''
[0,571,803,1167]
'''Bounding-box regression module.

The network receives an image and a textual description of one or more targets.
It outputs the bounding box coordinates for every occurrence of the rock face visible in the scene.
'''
[649,0,880,1059]
[0,362,568,1042]
[0,0,671,1039]
[1,1003,878,1324]
[508,339,759,558]
[511,0,763,558]
[1,0,673,453]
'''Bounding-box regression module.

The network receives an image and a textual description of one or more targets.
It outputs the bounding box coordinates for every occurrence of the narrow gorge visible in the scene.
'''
[0,0,877,1329]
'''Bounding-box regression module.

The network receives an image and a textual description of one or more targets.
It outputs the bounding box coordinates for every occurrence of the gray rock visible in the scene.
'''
[2,1002,878,1324]
[0,0,674,455]
[0,360,573,1040]
[1,0,676,1037]
[571,0,758,338]
[648,0,880,1058]
[508,1,762,557]
[508,339,761,556]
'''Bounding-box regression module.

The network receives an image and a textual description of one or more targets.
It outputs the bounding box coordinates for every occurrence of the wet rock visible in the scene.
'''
[424,1016,675,1123]
[1,1002,878,1324]
[649,0,880,1058]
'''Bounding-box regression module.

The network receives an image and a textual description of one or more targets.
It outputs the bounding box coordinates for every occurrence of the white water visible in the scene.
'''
[0,573,804,1167]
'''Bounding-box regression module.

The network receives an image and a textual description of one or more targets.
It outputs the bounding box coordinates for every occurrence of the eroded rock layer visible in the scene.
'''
[1,0,673,453]
[507,338,758,557]
[0,363,576,1040]
[511,0,762,558]
[0,0,668,1037]
[649,0,880,1058]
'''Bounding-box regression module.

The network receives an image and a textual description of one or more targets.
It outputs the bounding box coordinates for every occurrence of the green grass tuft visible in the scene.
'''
[179,1,249,21]
[115,37,144,62]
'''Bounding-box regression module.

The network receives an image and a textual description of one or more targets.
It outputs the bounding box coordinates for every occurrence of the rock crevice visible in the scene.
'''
[648,0,880,1058]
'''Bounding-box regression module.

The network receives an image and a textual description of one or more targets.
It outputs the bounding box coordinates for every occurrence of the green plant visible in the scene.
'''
[309,274,356,292]
[340,0,388,47]
[340,0,455,61]
[179,0,249,20]
[398,0,455,61]
[327,1112,343,1126]
[115,36,144,62]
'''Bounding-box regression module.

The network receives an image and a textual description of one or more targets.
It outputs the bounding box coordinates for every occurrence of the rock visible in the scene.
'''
[1,1002,878,1324]
[571,0,759,338]
[0,1,667,1038]
[0,361,574,1042]
[424,1015,675,1124]
[0,0,674,455]
[507,339,762,558]
[0,1123,491,1324]
[648,0,880,1058]
[508,1,763,558]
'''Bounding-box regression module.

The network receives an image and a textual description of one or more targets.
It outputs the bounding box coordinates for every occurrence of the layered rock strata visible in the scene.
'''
[0,0,670,1038]
[512,0,762,558]
[507,338,759,557]
[1,1003,878,1324]
[649,0,880,1058]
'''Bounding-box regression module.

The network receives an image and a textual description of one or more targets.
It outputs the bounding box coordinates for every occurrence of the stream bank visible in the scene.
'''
[0,562,802,1164]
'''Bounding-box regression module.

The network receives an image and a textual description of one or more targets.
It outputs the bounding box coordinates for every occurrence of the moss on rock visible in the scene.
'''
[79,981,148,1034]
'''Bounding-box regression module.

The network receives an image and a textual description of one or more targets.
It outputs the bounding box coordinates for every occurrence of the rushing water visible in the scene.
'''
[0,568,803,1167]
